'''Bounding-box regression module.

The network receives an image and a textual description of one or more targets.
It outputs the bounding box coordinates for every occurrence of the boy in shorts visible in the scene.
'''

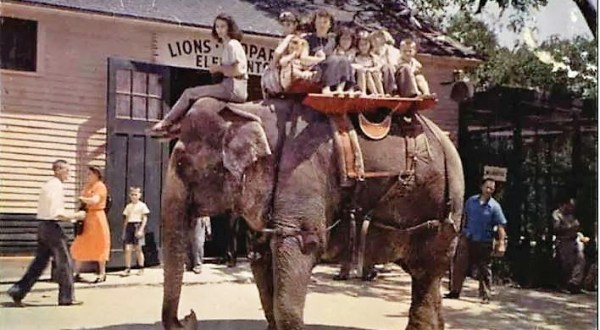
[122,187,150,276]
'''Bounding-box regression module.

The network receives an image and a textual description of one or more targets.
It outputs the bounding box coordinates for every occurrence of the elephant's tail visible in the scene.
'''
[416,114,465,233]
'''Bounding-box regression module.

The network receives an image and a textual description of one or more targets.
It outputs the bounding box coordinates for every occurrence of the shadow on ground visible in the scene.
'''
[309,265,412,304]
[443,285,597,329]
[74,319,376,330]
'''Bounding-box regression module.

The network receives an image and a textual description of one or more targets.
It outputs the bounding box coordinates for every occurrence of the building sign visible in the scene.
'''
[153,31,277,75]
[483,165,508,182]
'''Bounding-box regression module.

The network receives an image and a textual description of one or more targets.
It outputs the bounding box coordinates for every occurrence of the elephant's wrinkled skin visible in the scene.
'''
[161,97,464,330]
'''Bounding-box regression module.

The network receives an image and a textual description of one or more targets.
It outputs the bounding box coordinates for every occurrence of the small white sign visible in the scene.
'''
[483,165,508,182]
[153,31,277,75]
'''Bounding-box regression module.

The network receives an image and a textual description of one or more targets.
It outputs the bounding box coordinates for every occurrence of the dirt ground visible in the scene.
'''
[0,263,596,330]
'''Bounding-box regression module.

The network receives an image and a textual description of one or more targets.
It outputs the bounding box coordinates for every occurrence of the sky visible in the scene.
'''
[477,0,594,48]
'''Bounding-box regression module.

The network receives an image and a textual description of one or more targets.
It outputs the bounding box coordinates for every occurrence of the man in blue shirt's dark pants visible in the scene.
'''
[444,178,507,304]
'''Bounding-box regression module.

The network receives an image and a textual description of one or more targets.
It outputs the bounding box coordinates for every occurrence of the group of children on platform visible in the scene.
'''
[266,10,432,98]
[150,10,432,136]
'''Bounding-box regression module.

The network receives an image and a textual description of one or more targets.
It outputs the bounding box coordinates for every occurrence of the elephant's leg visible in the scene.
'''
[404,228,456,330]
[271,235,315,330]
[161,163,192,329]
[407,273,444,330]
[250,238,276,330]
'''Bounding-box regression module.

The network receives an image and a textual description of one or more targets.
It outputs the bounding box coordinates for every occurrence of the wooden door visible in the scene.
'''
[105,58,170,267]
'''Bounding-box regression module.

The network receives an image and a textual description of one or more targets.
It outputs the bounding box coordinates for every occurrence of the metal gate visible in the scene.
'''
[459,86,597,287]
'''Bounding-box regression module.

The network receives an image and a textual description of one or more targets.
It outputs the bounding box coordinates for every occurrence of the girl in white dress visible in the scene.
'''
[352,31,385,96]
[151,13,248,134]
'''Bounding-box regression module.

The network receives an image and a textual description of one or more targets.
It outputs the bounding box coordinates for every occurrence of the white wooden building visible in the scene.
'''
[0,0,480,262]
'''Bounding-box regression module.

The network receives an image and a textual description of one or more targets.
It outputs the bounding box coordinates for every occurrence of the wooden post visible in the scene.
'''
[507,91,523,253]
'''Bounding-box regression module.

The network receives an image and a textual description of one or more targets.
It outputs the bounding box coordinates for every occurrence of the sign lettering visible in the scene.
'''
[483,165,508,182]
[154,31,277,75]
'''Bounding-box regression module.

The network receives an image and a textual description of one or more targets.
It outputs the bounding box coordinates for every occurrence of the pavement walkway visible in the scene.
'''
[0,257,597,329]
[0,256,254,293]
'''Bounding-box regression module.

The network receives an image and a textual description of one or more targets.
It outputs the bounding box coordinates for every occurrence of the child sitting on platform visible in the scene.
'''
[278,36,321,91]
[370,29,400,95]
[261,11,300,97]
[333,26,357,61]
[304,9,355,96]
[396,38,431,97]
[352,31,385,96]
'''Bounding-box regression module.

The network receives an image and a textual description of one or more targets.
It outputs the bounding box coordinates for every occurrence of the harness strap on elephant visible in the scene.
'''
[335,113,456,277]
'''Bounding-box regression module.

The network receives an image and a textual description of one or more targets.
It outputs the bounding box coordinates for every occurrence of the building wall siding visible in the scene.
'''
[0,2,477,216]
[418,55,475,144]
[0,4,155,213]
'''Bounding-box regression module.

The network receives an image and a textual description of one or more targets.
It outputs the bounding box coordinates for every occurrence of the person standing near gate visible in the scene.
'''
[7,160,85,306]
[188,216,211,274]
[444,177,507,304]
[552,195,587,294]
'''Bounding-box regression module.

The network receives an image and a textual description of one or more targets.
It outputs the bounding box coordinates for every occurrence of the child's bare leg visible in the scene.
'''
[124,245,132,274]
[135,243,145,272]
[322,85,334,95]
[372,71,385,95]
[334,81,346,96]
[356,69,367,95]
[415,74,431,95]
[365,72,378,95]
[152,83,228,132]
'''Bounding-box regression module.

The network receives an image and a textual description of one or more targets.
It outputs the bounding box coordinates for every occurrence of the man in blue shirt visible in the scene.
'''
[444,178,507,304]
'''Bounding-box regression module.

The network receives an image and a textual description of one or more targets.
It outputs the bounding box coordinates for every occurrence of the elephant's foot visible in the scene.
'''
[333,273,349,281]
[181,310,199,330]
[333,262,351,281]
[361,266,378,281]
[162,310,198,330]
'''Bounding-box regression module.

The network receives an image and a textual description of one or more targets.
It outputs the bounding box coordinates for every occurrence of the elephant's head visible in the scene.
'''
[172,98,273,231]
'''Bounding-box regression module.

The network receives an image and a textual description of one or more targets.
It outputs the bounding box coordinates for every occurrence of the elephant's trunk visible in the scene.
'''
[161,166,190,329]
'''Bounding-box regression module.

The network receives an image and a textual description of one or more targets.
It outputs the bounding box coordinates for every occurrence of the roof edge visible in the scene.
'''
[3,0,282,39]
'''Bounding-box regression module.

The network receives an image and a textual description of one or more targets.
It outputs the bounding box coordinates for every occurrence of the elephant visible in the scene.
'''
[160,96,464,330]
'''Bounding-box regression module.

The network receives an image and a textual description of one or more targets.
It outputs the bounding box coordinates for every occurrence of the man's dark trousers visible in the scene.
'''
[450,234,493,299]
[11,221,75,304]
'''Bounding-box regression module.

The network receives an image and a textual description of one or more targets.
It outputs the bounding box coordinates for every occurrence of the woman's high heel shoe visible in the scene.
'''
[93,274,106,283]
[74,274,83,282]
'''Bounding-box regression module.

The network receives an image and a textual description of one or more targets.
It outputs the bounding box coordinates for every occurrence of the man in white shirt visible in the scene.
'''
[7,160,84,306]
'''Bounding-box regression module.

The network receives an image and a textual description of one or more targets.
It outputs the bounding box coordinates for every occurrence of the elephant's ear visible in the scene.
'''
[222,121,272,181]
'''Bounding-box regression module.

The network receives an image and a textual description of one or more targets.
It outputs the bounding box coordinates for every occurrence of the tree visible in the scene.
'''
[445,14,597,99]
[335,0,596,38]
[472,0,596,38]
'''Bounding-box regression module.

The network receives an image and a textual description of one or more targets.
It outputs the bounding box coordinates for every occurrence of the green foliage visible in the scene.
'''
[445,13,498,58]
[445,14,597,100]
[405,0,549,31]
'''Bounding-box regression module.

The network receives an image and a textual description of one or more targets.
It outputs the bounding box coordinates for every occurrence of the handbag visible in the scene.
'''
[74,220,84,236]
[74,202,86,236]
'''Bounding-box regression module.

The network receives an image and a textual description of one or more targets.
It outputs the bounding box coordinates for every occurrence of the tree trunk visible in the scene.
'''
[573,0,597,39]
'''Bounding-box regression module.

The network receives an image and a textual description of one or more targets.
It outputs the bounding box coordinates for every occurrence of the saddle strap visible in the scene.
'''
[330,114,366,186]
